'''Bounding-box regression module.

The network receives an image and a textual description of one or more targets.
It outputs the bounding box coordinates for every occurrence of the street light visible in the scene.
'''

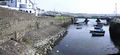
[115,0,118,17]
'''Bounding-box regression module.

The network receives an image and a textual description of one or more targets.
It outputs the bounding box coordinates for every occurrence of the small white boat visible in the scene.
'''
[76,26,82,29]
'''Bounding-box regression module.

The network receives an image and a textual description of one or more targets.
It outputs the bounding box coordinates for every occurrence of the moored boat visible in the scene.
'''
[90,29,105,36]
[76,26,82,29]
[92,32,105,36]
[90,29,105,33]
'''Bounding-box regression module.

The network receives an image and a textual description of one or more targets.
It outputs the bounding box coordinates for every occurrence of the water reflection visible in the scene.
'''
[49,19,119,55]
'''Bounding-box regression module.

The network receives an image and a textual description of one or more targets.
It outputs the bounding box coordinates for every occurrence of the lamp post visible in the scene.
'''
[115,0,117,17]
[33,0,37,16]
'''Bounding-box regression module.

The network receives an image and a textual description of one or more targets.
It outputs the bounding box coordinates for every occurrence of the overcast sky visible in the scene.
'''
[34,0,120,14]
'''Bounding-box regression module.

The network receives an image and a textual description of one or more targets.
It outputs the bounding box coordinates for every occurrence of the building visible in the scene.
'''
[18,0,35,13]
[0,0,35,13]
[35,7,45,16]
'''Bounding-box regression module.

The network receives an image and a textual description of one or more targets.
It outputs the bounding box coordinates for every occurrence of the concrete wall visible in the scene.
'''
[0,7,71,55]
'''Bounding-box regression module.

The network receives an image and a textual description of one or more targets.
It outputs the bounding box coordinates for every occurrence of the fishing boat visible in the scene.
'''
[92,32,105,36]
[94,26,102,29]
[90,29,105,36]
[94,23,103,29]
[90,29,105,33]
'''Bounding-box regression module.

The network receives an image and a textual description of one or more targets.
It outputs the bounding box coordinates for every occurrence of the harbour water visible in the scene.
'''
[49,19,119,55]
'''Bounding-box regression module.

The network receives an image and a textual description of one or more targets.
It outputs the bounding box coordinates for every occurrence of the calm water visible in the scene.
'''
[49,19,119,55]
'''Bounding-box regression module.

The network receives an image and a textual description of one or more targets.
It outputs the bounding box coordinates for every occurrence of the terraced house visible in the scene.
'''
[0,0,35,13]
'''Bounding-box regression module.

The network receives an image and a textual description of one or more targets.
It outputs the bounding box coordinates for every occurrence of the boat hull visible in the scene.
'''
[90,30,105,33]
[92,33,104,36]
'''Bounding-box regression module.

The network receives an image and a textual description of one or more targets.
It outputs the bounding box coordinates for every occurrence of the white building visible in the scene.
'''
[35,7,45,16]
[0,0,35,13]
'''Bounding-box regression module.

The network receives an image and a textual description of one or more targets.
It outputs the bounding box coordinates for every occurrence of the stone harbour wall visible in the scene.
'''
[0,7,71,55]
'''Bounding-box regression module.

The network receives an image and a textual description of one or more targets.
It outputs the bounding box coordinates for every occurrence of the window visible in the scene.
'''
[26,0,27,3]
[18,0,20,2]
[29,5,31,7]
[18,0,21,2]
[11,0,13,3]
[19,4,27,8]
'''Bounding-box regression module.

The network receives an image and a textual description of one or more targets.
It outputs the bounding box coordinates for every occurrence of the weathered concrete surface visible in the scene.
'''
[109,19,120,54]
[0,7,71,55]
